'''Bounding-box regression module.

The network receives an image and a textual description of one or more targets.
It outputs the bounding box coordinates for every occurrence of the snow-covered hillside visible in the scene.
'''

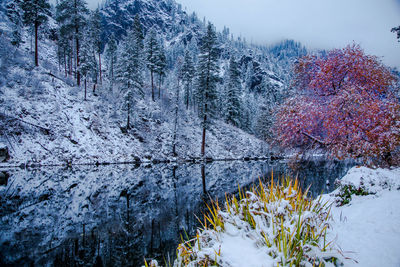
[0,0,312,166]
[0,27,269,166]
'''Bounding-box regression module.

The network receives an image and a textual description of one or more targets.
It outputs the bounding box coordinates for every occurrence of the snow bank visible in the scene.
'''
[325,166,400,267]
[333,166,400,194]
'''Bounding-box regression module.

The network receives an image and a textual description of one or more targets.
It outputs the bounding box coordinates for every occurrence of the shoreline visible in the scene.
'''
[0,155,287,170]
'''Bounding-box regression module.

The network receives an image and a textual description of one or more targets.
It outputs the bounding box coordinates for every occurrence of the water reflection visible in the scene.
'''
[0,160,353,266]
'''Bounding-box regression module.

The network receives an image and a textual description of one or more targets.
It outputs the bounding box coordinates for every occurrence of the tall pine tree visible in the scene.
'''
[155,40,167,99]
[225,55,241,126]
[56,0,88,86]
[145,28,159,101]
[196,23,219,156]
[80,28,97,100]
[90,8,102,84]
[6,0,24,47]
[115,15,144,129]
[181,50,195,110]
[20,0,51,66]
[55,0,72,76]
[105,34,117,89]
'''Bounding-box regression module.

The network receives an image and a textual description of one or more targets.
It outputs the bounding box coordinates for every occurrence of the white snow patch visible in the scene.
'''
[333,166,400,194]
[219,226,274,267]
[329,191,400,267]
[325,166,400,267]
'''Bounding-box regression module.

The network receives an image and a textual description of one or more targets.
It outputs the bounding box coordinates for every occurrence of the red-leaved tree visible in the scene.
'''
[275,44,400,165]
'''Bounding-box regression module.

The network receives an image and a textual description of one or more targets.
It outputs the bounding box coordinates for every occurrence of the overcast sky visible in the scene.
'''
[176,0,400,68]
[79,0,400,68]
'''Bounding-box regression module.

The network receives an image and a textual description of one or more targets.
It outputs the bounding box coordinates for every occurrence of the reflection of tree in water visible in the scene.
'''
[0,160,354,266]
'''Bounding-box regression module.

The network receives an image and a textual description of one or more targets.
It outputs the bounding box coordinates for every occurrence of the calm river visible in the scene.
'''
[0,159,353,266]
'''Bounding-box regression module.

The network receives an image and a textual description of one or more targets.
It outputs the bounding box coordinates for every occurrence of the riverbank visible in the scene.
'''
[325,167,400,267]
[154,166,400,267]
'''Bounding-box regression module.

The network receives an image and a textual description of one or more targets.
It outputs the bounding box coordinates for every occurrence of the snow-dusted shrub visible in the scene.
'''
[17,85,26,97]
[171,177,343,267]
[334,183,370,206]
[27,76,45,95]
[10,70,26,86]
[68,83,82,98]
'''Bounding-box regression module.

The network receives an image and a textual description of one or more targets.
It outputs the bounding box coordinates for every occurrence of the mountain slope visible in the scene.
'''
[0,28,267,165]
[0,0,311,165]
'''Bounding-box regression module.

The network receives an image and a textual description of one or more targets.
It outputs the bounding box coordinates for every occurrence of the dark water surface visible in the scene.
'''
[0,159,353,266]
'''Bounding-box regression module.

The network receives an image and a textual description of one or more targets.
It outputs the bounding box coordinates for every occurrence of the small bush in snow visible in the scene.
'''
[334,183,370,206]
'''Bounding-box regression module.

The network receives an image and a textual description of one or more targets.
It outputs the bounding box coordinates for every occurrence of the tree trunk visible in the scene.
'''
[172,80,180,156]
[301,131,326,145]
[69,42,73,76]
[111,58,114,82]
[201,115,207,157]
[76,36,80,86]
[111,58,114,80]
[82,223,86,246]
[126,102,130,129]
[186,83,191,110]
[158,75,161,99]
[201,85,209,157]
[150,219,155,253]
[84,78,87,100]
[30,28,33,54]
[126,193,130,229]
[64,51,67,77]
[34,22,38,66]
[99,53,102,84]
[75,0,80,86]
[151,70,155,101]
[201,164,206,194]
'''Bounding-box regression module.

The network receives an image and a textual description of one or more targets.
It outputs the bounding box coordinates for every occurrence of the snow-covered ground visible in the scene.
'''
[326,167,400,267]
[164,166,400,267]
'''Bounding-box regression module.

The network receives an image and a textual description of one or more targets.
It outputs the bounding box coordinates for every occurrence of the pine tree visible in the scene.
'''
[172,57,183,156]
[6,0,24,47]
[115,15,144,129]
[105,34,117,88]
[56,0,89,85]
[145,28,159,101]
[80,29,97,100]
[90,8,103,84]
[245,62,254,91]
[55,0,72,76]
[181,50,195,110]
[20,0,51,66]
[132,15,144,53]
[255,78,280,141]
[155,40,167,99]
[225,55,241,126]
[196,23,219,156]
[241,92,256,133]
